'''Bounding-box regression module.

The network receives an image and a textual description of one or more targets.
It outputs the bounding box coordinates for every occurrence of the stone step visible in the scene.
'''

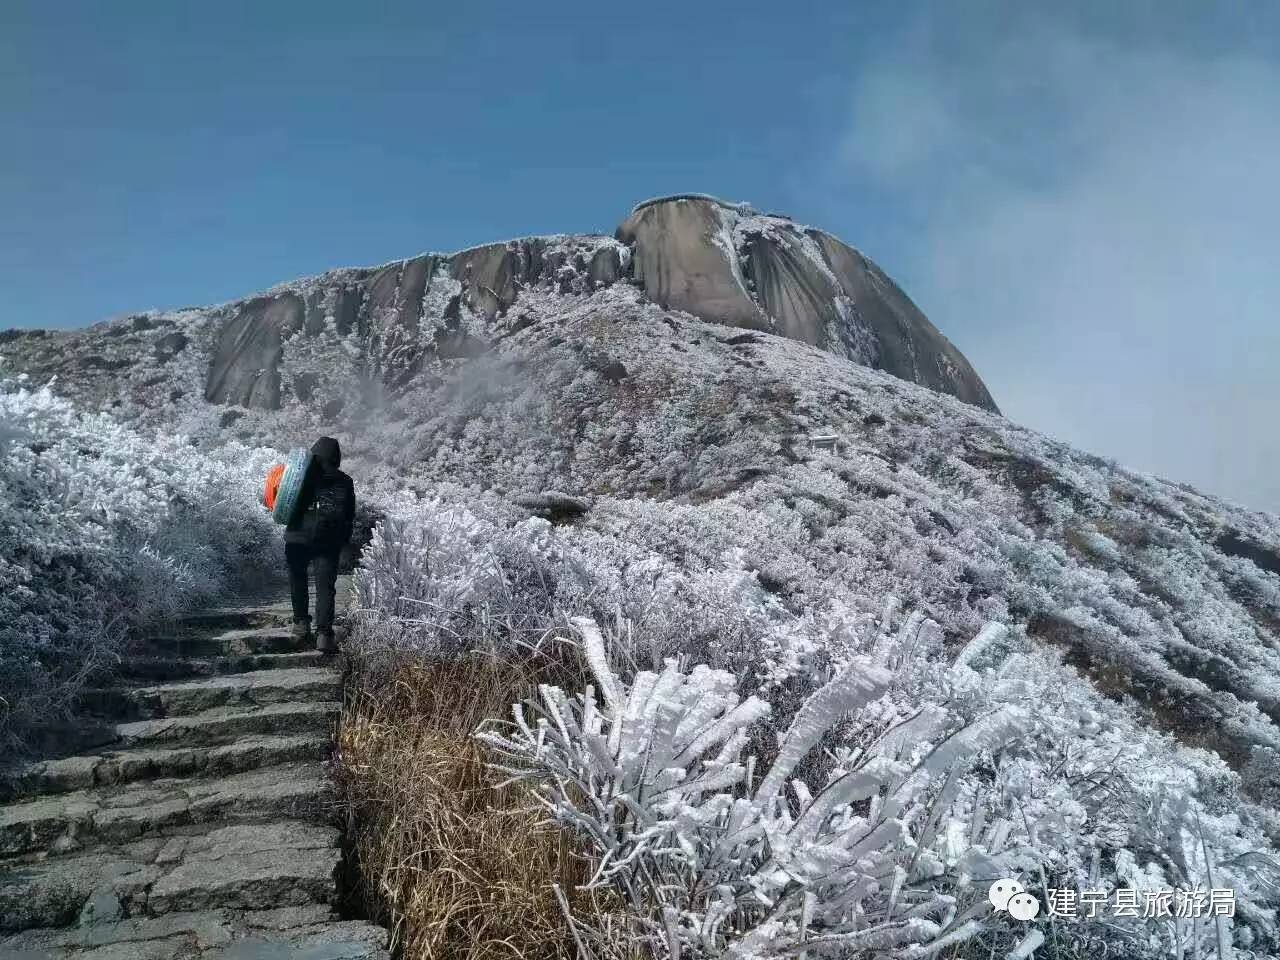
[175,606,293,632]
[114,701,340,752]
[0,762,334,858]
[80,668,341,723]
[0,581,382,952]
[139,627,308,660]
[0,905,390,959]
[0,821,341,933]
[1,734,331,802]
[112,651,329,684]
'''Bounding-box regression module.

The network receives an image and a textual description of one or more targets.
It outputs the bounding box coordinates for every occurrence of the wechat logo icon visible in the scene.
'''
[990,878,1040,922]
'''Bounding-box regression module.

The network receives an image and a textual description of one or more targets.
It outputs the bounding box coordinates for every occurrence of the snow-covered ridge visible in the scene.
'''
[1,195,998,416]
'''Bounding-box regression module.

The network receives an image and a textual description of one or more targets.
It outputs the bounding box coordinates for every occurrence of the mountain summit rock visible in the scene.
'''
[616,196,996,411]
[2,195,995,417]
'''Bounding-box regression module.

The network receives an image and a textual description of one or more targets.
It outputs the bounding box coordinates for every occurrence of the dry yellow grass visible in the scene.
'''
[336,651,632,959]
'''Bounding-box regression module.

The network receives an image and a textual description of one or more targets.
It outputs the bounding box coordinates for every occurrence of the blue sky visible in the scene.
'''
[3,2,1279,510]
[1,2,874,319]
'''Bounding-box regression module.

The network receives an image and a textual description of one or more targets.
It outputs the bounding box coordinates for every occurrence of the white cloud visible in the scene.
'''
[842,11,1280,511]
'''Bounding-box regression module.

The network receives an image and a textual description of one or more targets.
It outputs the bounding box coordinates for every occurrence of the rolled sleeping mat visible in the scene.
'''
[262,463,285,511]
[271,447,313,525]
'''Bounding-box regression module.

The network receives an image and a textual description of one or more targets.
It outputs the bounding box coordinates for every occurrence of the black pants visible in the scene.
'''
[285,542,342,630]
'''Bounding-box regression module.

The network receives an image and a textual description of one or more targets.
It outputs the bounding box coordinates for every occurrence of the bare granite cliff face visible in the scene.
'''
[617,196,997,411]
[0,195,998,415]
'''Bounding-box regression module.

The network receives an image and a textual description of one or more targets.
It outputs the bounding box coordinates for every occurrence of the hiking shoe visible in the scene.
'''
[291,619,313,644]
[316,628,338,657]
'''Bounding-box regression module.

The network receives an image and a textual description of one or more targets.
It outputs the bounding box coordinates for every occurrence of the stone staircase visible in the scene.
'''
[0,577,388,959]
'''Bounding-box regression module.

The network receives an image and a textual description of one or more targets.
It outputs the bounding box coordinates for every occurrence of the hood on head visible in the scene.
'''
[311,436,341,470]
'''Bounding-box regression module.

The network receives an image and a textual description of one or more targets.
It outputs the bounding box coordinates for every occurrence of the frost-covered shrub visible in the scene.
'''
[482,611,1280,959]
[352,497,1280,957]
[0,377,278,761]
[479,615,1035,958]
[347,494,823,704]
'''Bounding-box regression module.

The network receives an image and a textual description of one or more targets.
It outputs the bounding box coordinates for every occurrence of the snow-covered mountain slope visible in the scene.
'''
[5,197,1280,799]
[6,196,1280,953]
[5,267,1280,805]
[0,195,996,415]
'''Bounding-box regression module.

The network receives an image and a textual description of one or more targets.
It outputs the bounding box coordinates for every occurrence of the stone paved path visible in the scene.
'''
[0,576,389,959]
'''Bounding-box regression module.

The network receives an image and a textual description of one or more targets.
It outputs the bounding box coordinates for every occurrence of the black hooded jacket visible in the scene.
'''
[285,436,357,549]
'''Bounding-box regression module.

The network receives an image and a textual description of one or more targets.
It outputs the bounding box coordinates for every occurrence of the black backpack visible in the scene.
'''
[304,477,348,545]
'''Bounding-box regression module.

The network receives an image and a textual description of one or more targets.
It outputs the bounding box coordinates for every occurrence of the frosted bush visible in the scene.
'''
[479,615,1035,958]
[348,494,1279,954]
[475,605,1280,959]
[0,377,277,760]
[348,498,517,659]
[347,496,808,682]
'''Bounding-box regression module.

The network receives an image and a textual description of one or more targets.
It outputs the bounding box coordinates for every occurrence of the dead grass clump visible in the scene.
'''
[336,652,625,959]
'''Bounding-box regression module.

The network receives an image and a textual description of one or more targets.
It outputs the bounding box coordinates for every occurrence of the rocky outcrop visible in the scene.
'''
[450,241,535,321]
[588,246,623,286]
[616,197,769,333]
[739,226,845,350]
[616,197,998,412]
[807,230,999,412]
[3,194,997,414]
[204,294,303,410]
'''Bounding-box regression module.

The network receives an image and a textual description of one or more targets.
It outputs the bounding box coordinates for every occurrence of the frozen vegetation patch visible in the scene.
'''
[30,277,1280,793]
[0,377,278,761]
[7,236,1280,954]
[275,291,1280,819]
[352,495,1280,958]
